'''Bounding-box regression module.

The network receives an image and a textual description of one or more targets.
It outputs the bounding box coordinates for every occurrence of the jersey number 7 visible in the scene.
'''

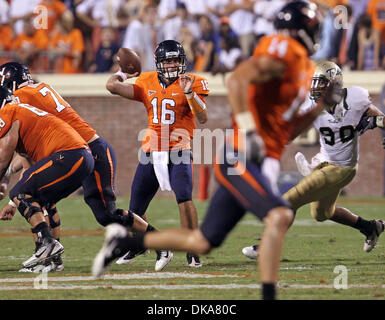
[39,86,67,113]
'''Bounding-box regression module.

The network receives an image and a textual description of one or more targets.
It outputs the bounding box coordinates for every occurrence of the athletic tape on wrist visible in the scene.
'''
[187,92,206,114]
[8,200,16,208]
[114,71,127,81]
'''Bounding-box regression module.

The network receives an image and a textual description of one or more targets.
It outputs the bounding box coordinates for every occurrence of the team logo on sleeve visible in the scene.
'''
[148,90,156,97]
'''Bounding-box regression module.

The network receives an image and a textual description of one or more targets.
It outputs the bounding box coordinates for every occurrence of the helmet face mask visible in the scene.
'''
[154,40,186,81]
[0,62,32,92]
[310,76,330,101]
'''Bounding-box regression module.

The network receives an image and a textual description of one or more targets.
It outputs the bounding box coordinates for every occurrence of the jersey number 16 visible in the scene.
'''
[151,98,176,125]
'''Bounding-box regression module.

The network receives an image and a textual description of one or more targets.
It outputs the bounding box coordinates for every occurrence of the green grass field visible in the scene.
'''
[0,196,384,301]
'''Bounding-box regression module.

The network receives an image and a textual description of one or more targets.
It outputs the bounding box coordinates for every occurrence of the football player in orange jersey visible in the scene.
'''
[0,87,94,270]
[0,62,160,272]
[93,2,339,299]
[105,40,209,270]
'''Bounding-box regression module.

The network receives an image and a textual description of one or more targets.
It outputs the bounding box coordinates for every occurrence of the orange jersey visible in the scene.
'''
[14,82,96,142]
[0,102,87,162]
[12,30,48,51]
[49,29,85,73]
[233,35,315,160]
[133,71,210,152]
[0,25,13,51]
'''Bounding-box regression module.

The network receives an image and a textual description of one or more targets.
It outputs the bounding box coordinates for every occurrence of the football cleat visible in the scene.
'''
[92,223,128,278]
[51,254,64,271]
[363,219,385,252]
[116,248,148,265]
[242,244,259,259]
[22,239,64,268]
[19,264,47,273]
[155,250,173,271]
[19,254,64,273]
[186,253,202,268]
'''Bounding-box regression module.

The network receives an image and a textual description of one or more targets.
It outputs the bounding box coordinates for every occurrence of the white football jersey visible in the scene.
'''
[300,86,371,168]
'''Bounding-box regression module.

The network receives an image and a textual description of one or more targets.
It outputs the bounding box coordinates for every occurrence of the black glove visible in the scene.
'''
[356,115,377,135]
[245,131,266,165]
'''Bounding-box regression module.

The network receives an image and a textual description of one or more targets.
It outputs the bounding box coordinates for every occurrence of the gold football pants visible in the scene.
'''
[283,162,357,221]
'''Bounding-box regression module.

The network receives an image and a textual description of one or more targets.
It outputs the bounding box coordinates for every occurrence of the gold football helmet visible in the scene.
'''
[310,60,343,102]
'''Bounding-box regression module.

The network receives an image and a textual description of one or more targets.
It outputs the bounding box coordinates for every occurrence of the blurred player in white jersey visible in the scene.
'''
[242,60,385,260]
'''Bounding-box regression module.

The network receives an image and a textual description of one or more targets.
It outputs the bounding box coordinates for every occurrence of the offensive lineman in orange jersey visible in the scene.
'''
[92,2,343,299]
[0,62,159,272]
[0,87,94,269]
[106,40,209,269]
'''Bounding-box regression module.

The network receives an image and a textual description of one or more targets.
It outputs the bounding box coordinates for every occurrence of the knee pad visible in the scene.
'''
[17,194,42,221]
[47,207,61,228]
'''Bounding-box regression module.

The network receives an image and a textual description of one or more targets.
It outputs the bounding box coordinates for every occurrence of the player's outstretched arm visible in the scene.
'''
[0,153,26,200]
[0,121,19,181]
[356,104,385,135]
[106,70,139,100]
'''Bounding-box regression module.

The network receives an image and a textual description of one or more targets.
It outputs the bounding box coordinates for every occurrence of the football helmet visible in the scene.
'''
[154,40,186,81]
[0,86,14,109]
[0,62,32,92]
[274,1,322,55]
[310,60,343,102]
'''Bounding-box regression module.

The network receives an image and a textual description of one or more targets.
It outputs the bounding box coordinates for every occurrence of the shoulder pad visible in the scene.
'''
[345,86,371,112]
[135,71,157,85]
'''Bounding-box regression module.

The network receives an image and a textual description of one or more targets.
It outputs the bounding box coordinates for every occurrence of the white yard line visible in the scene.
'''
[0,272,383,291]
[0,283,384,291]
[0,272,239,283]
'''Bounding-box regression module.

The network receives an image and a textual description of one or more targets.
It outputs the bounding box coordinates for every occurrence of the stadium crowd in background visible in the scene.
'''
[1,0,385,74]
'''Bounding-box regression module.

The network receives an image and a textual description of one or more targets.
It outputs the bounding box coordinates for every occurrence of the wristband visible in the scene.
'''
[235,111,256,132]
[186,92,206,114]
[114,71,127,81]
[376,116,384,128]
[8,200,16,208]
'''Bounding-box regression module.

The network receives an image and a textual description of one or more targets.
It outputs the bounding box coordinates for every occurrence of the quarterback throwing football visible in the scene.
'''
[106,40,209,270]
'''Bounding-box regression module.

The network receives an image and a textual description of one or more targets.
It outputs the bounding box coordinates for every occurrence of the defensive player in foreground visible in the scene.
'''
[0,62,159,272]
[93,2,337,300]
[106,40,209,269]
[0,87,94,269]
[242,61,385,260]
